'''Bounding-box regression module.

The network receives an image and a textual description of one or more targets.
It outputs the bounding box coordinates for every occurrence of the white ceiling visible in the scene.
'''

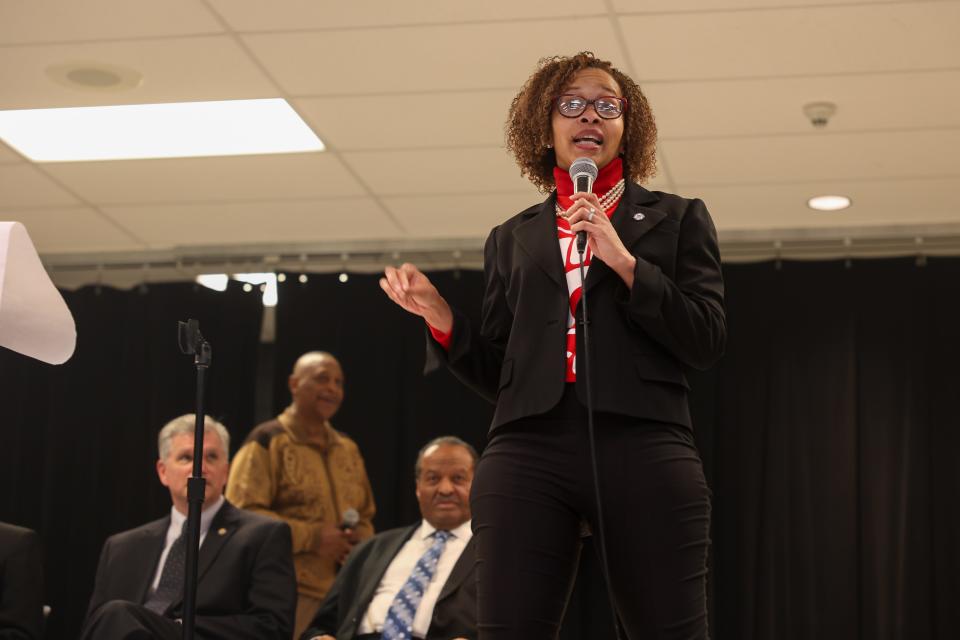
[2,0,959,285]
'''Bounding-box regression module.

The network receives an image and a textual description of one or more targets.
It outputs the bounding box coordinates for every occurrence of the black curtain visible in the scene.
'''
[2,258,957,639]
[708,258,960,640]
[0,282,263,639]
[274,258,959,640]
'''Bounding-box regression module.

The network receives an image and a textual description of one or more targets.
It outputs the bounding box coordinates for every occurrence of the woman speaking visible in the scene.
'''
[380,52,725,640]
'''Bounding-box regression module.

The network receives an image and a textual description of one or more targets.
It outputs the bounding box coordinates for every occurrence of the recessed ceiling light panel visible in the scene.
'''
[807,195,852,211]
[0,98,325,162]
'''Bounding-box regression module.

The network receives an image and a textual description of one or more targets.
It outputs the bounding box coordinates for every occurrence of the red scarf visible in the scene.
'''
[553,156,624,213]
[553,157,625,381]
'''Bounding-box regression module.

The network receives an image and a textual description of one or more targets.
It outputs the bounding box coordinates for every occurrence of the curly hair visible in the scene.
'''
[505,52,658,193]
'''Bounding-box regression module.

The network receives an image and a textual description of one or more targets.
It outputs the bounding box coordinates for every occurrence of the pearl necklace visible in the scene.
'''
[555,178,625,217]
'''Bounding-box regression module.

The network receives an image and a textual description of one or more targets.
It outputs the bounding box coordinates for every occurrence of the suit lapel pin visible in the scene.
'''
[217,528,227,536]
[633,212,645,221]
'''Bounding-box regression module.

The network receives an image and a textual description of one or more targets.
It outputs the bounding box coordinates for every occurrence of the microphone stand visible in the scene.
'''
[576,216,625,640]
[177,319,212,640]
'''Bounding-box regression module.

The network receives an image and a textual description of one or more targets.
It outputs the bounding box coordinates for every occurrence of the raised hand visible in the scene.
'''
[380,263,453,333]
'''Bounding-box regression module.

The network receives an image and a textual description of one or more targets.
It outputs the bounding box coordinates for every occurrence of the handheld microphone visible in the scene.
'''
[339,507,359,531]
[569,157,598,253]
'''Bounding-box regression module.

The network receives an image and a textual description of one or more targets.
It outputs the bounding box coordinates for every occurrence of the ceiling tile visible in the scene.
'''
[243,19,624,95]
[14,207,144,253]
[0,0,223,44]
[619,3,960,81]
[211,0,605,30]
[685,178,960,232]
[644,156,674,192]
[383,192,544,238]
[0,165,81,209]
[664,130,960,186]
[0,143,24,164]
[0,36,277,110]
[613,0,899,12]
[826,178,960,227]
[103,198,396,249]
[294,90,516,151]
[41,153,365,204]
[647,70,960,139]
[341,147,537,196]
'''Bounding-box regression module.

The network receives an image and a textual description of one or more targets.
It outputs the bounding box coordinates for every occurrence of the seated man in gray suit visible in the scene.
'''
[81,415,296,640]
[302,436,478,640]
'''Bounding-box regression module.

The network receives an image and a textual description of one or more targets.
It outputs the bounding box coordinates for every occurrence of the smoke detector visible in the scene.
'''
[802,101,837,128]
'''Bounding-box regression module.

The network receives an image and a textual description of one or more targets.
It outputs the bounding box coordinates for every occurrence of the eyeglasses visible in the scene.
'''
[555,94,627,119]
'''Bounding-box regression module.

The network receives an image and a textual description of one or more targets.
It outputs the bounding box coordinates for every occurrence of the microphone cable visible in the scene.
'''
[576,244,625,640]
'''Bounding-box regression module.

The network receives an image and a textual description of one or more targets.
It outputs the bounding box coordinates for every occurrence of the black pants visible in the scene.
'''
[471,386,711,640]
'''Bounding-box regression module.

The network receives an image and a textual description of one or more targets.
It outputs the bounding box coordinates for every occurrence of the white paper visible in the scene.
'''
[0,222,76,364]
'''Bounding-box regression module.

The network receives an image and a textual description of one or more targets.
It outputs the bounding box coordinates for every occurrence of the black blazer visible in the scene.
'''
[85,501,296,640]
[427,182,726,432]
[302,524,477,640]
[0,523,43,640]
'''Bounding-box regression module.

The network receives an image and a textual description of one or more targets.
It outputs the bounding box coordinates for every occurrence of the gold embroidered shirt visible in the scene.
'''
[225,408,375,599]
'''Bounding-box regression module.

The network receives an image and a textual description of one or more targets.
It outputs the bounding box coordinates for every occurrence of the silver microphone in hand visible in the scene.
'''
[569,157,598,253]
[339,507,359,531]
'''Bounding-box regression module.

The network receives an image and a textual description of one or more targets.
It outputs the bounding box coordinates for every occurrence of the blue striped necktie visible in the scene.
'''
[382,530,452,640]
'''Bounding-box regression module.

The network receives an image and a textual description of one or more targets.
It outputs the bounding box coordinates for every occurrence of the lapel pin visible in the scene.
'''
[633,212,645,221]
[217,528,227,536]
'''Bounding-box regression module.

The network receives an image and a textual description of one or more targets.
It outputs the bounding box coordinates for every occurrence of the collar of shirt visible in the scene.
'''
[417,518,473,543]
[279,408,341,450]
[168,495,225,545]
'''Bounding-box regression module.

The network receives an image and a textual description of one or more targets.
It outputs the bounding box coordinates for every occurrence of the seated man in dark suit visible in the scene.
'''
[81,414,296,640]
[302,436,478,640]
[0,522,44,640]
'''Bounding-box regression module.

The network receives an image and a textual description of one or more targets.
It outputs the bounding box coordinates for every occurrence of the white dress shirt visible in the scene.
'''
[149,496,225,593]
[357,519,472,638]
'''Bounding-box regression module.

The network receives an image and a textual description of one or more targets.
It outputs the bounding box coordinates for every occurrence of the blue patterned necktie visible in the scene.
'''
[382,530,452,640]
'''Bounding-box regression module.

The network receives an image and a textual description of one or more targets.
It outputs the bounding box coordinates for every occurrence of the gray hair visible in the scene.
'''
[157,414,231,461]
[414,436,478,479]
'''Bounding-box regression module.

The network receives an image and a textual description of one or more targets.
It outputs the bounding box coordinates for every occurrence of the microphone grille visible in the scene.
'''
[569,157,598,181]
[342,507,360,528]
